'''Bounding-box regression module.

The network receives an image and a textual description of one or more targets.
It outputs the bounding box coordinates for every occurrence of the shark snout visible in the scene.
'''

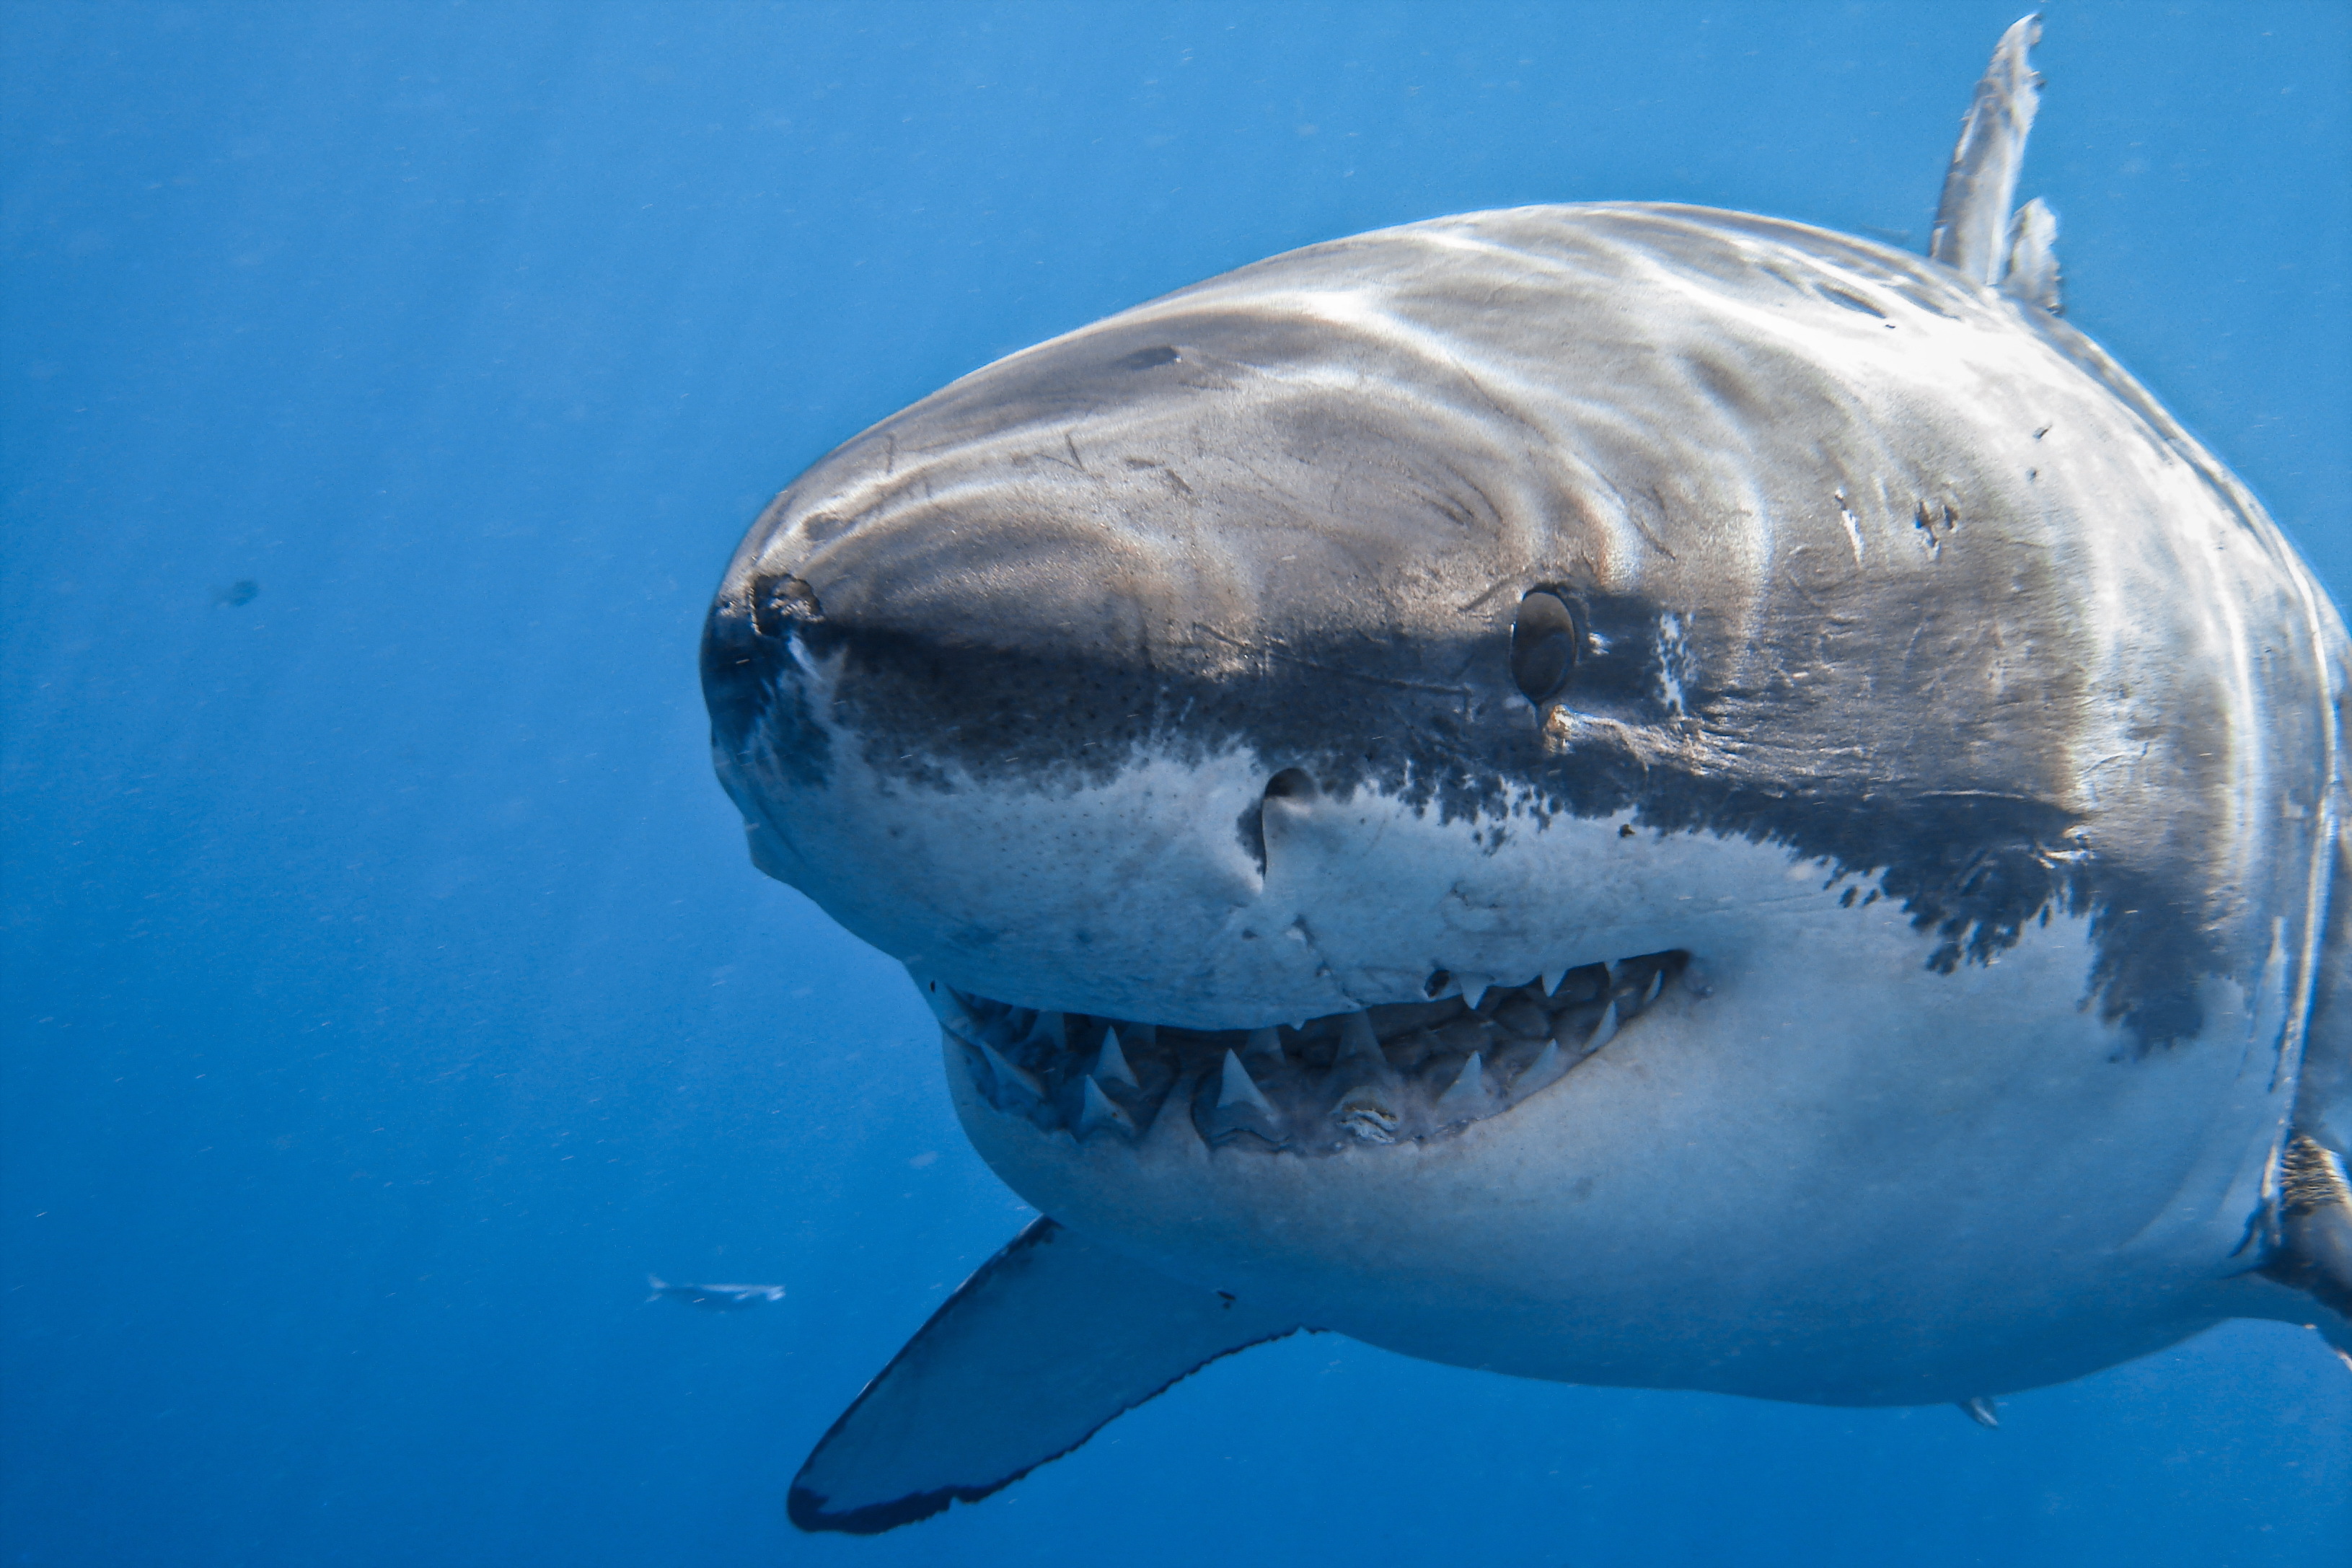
[700,480,1678,1027]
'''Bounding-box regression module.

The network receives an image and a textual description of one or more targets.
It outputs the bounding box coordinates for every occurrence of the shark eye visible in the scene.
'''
[1509,590,1580,705]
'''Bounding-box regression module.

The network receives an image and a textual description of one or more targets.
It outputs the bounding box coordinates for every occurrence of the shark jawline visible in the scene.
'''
[940,948,1693,1155]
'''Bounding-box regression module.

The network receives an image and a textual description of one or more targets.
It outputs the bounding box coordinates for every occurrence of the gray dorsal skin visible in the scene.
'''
[701,21,2352,1533]
[788,1220,1298,1533]
[1931,14,2042,286]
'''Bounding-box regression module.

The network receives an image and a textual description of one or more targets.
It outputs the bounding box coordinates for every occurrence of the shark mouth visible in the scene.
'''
[938,950,1695,1155]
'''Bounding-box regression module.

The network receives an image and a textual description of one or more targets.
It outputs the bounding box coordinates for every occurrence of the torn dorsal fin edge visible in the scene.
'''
[1929,15,2044,289]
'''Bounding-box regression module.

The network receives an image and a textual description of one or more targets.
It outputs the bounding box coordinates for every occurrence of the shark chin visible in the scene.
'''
[930,841,2289,1409]
[697,18,2352,1539]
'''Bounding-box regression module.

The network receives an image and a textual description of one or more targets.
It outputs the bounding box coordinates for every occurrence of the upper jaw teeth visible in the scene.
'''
[933,950,1695,1157]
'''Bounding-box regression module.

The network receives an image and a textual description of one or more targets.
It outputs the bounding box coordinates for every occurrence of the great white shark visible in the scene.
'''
[698,19,2352,1533]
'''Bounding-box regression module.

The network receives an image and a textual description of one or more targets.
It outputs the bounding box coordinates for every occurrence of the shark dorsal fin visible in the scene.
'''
[1930,15,2044,289]
[2004,196,2062,314]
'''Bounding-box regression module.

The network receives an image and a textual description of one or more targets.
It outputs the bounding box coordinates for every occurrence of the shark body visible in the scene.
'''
[698,19,2352,1533]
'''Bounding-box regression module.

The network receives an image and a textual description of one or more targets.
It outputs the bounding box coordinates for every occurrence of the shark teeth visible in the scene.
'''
[974,1039,1044,1105]
[1076,1075,1137,1140]
[1093,1033,1140,1089]
[1207,1050,1286,1145]
[1218,1050,1277,1114]
[1434,1052,1493,1121]
[943,948,1693,1158]
[1514,1039,1569,1098]
[1138,1070,1207,1160]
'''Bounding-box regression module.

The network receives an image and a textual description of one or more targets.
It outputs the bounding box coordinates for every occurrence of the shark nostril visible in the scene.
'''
[1509,590,1581,705]
[1240,770,1318,875]
[1263,767,1317,803]
[1424,969,1453,999]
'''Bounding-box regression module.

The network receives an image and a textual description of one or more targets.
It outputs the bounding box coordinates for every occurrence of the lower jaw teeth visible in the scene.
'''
[940,951,1692,1156]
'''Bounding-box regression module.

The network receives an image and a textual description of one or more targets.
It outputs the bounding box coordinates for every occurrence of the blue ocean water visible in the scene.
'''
[4,1,2348,1563]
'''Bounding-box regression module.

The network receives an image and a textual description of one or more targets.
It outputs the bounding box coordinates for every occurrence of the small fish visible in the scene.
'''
[646,1273,785,1311]
[211,578,258,607]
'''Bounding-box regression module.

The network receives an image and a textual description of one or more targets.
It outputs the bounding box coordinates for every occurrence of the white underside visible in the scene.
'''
[924,823,2299,1405]
[754,739,2302,1399]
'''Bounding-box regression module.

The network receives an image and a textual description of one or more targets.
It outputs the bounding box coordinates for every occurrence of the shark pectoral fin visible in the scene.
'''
[788,1217,1300,1535]
[2259,1135,2352,1329]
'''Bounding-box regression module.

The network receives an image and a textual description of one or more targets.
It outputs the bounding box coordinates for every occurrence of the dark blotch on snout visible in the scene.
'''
[752,572,826,637]
[1509,590,1581,706]
[702,571,835,785]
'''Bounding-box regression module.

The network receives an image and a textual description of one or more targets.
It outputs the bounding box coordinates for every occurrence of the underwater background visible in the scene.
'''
[4,2,2348,1563]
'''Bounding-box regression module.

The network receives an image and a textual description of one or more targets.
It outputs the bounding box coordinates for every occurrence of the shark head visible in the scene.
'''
[703,25,2348,1436]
